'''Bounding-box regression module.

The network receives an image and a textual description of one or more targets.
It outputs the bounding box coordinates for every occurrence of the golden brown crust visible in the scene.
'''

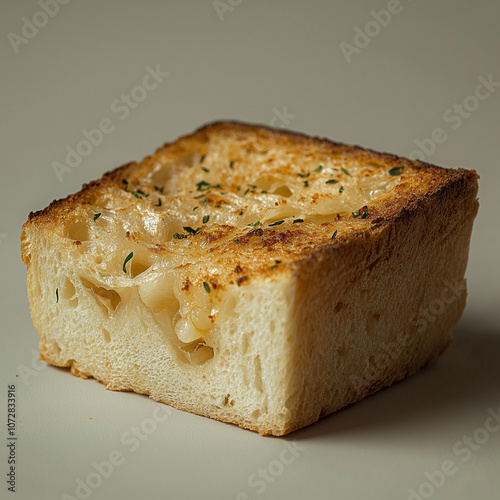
[21,121,478,289]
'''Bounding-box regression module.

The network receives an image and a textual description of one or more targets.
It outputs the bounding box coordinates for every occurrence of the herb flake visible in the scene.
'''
[203,281,210,293]
[341,167,351,176]
[196,180,210,191]
[93,213,101,221]
[123,252,133,273]
[56,288,59,303]
[268,220,284,227]
[326,179,338,184]
[203,215,210,224]
[332,230,338,239]
[315,165,323,172]
[389,166,404,176]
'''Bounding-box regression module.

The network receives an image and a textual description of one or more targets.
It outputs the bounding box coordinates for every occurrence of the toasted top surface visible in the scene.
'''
[22,121,478,293]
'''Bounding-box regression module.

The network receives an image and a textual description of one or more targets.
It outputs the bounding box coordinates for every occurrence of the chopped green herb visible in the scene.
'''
[154,185,164,193]
[194,193,206,199]
[202,198,208,207]
[239,210,243,216]
[298,172,310,178]
[136,190,149,197]
[203,215,210,224]
[315,165,323,172]
[325,179,338,184]
[275,260,282,264]
[201,166,209,173]
[339,185,344,193]
[200,154,206,164]
[248,184,257,189]
[244,188,250,196]
[203,281,211,293]
[122,179,129,186]
[234,238,239,243]
[270,265,278,271]
[193,206,198,211]
[56,288,59,303]
[293,219,304,223]
[261,190,268,194]
[183,226,197,235]
[331,230,338,239]
[123,252,133,273]
[229,160,235,169]
[352,209,361,217]
[173,233,188,239]
[360,208,368,219]
[341,167,351,176]
[248,221,260,227]
[196,180,210,191]
[389,166,404,176]
[268,220,284,227]
[154,198,162,207]
[304,180,309,187]
[93,213,101,221]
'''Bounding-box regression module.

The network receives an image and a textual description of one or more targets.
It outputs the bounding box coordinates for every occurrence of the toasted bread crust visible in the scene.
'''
[21,121,478,286]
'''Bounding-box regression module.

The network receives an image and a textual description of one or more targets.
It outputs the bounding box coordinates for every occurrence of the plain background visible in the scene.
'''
[1,1,499,499]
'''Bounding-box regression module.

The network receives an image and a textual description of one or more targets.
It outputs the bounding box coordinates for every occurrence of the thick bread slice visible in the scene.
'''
[21,121,479,436]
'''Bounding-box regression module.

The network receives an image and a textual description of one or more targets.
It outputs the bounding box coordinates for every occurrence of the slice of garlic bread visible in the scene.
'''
[21,121,479,435]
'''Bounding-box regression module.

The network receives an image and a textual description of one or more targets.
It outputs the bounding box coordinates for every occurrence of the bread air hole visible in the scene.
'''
[60,278,79,308]
[81,278,121,316]
[65,220,90,242]
[139,277,214,366]
[102,328,111,343]
[253,355,263,392]
[179,341,214,364]
[149,152,198,194]
[271,184,293,197]
[130,258,151,279]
